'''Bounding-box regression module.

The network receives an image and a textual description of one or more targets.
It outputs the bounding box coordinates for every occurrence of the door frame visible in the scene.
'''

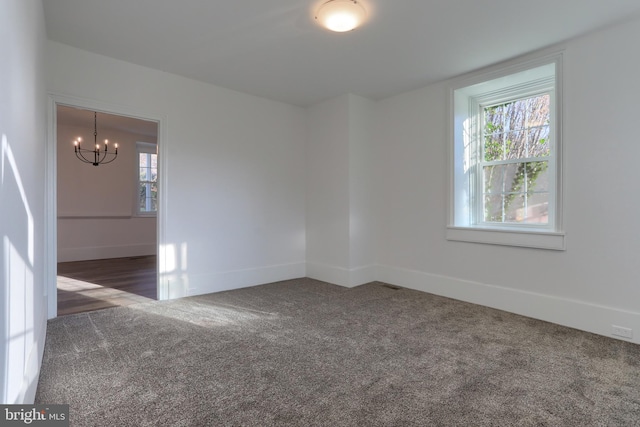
[45,93,168,318]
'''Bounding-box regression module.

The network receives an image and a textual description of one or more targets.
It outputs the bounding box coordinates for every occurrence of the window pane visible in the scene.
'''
[506,193,550,224]
[527,125,550,157]
[483,161,549,224]
[525,161,549,193]
[139,183,147,210]
[151,181,158,211]
[488,162,540,195]
[504,130,526,160]
[505,100,526,131]
[483,94,550,161]
[484,163,522,195]
[484,104,504,131]
[485,162,549,195]
[151,181,158,202]
[486,192,550,225]
[504,194,525,222]
[484,105,504,161]
[484,194,504,222]
[524,192,549,224]
[484,133,503,162]
[138,182,156,212]
[484,165,504,194]
[503,163,523,194]
[525,94,550,127]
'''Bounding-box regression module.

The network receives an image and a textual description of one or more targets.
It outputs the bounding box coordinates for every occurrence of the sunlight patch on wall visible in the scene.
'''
[1,134,36,403]
[159,242,189,299]
[1,135,34,266]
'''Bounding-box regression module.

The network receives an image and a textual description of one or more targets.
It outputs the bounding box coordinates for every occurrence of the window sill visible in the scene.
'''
[134,213,157,218]
[446,226,565,250]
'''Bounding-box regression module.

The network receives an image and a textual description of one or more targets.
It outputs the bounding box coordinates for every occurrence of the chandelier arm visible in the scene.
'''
[99,154,118,165]
[75,149,94,164]
[76,146,117,165]
[95,148,117,166]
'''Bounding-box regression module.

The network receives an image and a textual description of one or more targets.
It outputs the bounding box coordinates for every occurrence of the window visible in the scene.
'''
[482,94,551,225]
[448,56,564,250]
[136,142,158,215]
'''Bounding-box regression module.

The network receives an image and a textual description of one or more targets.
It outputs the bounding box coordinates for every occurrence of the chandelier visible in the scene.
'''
[73,111,118,166]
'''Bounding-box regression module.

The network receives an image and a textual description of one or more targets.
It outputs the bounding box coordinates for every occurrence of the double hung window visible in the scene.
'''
[448,56,564,249]
[136,142,158,216]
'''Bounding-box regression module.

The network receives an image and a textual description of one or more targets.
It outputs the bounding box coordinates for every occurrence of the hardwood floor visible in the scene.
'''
[57,255,157,316]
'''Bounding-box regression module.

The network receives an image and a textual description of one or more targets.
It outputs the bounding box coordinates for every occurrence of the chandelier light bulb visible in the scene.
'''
[315,0,367,32]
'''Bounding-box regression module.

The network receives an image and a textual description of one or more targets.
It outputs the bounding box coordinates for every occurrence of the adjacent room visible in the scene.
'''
[2,0,640,424]
[56,106,159,315]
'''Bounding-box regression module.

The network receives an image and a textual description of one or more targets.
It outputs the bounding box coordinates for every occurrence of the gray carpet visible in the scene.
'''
[36,279,640,426]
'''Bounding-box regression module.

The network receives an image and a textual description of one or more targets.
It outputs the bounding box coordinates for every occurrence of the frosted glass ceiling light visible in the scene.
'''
[315,0,367,32]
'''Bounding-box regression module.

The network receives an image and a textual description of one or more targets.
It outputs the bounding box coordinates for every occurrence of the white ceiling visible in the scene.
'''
[43,0,640,106]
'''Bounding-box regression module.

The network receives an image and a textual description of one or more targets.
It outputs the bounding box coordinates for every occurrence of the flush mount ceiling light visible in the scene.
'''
[315,0,367,32]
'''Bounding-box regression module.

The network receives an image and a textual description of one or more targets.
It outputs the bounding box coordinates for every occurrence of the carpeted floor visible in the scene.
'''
[36,278,640,426]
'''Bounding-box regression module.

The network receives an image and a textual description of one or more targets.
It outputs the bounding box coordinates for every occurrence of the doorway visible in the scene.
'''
[48,100,163,317]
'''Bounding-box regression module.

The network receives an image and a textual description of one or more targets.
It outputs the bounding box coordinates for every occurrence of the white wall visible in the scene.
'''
[57,122,156,262]
[306,95,351,284]
[46,41,307,299]
[0,0,47,403]
[374,17,640,344]
[306,94,376,287]
[348,95,376,283]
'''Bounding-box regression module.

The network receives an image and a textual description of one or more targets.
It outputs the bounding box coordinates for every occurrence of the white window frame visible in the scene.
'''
[135,141,158,217]
[447,54,565,250]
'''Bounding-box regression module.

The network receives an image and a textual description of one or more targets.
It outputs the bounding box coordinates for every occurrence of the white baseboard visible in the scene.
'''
[57,244,157,262]
[52,248,640,345]
[306,262,350,287]
[306,262,377,288]
[179,262,307,298]
[348,264,377,287]
[18,329,45,404]
[377,264,640,345]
